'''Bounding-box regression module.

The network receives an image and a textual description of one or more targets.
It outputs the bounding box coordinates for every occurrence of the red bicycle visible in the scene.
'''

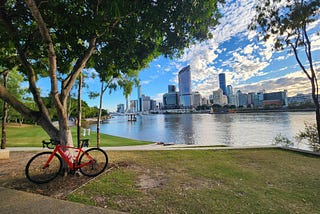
[25,139,108,184]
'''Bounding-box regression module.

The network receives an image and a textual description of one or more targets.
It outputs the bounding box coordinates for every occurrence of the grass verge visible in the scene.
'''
[68,149,320,213]
[5,124,152,147]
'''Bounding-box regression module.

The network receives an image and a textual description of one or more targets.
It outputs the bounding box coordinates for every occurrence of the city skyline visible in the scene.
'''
[119,67,293,113]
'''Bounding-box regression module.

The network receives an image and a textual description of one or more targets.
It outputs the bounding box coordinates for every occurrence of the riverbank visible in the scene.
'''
[234,108,315,114]
[147,108,315,114]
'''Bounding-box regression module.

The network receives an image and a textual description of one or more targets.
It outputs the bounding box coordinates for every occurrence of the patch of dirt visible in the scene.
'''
[0,151,95,199]
[137,174,167,189]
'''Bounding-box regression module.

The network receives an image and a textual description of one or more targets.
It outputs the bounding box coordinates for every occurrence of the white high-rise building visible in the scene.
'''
[212,88,228,106]
[192,91,202,107]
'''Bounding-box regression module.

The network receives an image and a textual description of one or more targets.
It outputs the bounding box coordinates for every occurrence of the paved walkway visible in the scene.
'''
[7,143,280,152]
[0,187,125,214]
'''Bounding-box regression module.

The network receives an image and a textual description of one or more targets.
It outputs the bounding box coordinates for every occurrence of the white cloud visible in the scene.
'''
[227,51,269,83]
[153,93,164,103]
[243,44,254,55]
[156,0,320,101]
[311,33,320,51]
[176,0,270,95]
[275,56,285,61]
[140,80,151,85]
[235,71,312,96]
[279,67,288,71]
[214,0,256,44]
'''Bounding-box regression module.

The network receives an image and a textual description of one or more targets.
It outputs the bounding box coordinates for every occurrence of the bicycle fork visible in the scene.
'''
[43,150,58,169]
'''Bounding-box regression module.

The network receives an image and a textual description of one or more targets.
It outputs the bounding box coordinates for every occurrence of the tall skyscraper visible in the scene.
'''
[137,85,142,112]
[226,84,233,104]
[178,65,192,108]
[226,85,233,97]
[219,73,226,95]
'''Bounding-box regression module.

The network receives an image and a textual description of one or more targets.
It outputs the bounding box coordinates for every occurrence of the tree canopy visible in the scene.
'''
[0,0,222,145]
[250,0,320,149]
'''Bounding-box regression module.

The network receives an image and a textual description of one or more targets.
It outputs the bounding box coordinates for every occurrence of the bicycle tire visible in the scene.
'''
[25,152,62,184]
[79,148,108,177]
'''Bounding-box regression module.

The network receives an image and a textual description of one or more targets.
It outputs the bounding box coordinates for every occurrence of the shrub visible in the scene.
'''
[296,122,320,152]
[273,133,293,147]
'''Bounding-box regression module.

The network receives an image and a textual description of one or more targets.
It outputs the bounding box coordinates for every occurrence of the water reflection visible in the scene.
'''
[92,112,315,150]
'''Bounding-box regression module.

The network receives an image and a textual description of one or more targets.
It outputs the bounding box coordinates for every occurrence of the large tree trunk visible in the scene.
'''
[315,108,320,145]
[0,0,97,150]
[1,71,9,149]
[291,25,320,149]
[310,77,320,146]
[26,0,96,147]
[77,73,82,148]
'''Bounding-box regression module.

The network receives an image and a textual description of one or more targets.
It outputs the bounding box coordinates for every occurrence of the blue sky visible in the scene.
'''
[38,0,320,112]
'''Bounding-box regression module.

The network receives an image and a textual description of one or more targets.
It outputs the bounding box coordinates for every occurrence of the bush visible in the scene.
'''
[273,133,293,147]
[296,122,320,152]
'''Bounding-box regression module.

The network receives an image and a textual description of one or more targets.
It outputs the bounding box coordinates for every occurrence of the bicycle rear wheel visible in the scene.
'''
[79,148,108,177]
[25,152,62,184]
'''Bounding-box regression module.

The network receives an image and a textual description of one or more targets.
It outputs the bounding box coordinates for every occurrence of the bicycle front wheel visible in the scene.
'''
[79,148,108,177]
[25,152,62,184]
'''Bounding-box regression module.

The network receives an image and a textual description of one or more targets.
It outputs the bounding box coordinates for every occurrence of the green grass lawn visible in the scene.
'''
[5,124,152,147]
[68,149,320,213]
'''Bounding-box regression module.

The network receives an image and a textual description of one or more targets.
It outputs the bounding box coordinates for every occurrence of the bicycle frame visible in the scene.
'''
[44,144,95,170]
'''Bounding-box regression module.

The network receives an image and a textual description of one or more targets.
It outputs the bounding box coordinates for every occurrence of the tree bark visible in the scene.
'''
[0,1,98,148]
[303,25,320,145]
[1,70,9,149]
[77,73,82,148]
[0,85,60,138]
[310,76,320,146]
[291,24,320,148]
[25,0,96,147]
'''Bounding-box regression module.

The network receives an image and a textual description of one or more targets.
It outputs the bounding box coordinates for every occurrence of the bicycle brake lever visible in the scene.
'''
[42,140,53,149]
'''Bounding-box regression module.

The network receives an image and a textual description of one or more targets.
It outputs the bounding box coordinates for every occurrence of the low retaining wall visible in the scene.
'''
[0,149,10,159]
[281,147,320,156]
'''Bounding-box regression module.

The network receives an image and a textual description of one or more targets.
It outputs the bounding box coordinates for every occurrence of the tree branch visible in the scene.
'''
[0,1,50,120]
[302,22,318,100]
[25,0,67,125]
[290,31,311,81]
[25,1,59,100]
[61,36,97,102]
[0,84,59,137]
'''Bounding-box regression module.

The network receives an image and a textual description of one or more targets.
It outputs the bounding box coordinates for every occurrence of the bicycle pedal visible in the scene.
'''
[75,171,81,177]
[69,169,76,175]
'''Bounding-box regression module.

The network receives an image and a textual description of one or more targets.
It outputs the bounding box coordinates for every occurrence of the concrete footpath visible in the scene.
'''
[7,143,281,152]
[0,187,126,214]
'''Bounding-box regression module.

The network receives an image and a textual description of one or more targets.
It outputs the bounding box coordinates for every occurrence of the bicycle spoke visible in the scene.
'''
[79,148,108,177]
[25,152,62,184]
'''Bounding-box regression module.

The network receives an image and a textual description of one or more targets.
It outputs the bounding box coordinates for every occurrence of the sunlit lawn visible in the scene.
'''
[68,149,320,213]
[5,124,152,147]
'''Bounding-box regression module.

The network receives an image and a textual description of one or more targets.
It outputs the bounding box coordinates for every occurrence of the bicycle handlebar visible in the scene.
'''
[42,139,89,149]
[42,139,60,149]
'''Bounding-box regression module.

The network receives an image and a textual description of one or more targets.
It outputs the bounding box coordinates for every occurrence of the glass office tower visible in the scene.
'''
[178,65,192,108]
[219,73,226,95]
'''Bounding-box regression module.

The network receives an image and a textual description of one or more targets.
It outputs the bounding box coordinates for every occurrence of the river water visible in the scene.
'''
[91,111,315,150]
